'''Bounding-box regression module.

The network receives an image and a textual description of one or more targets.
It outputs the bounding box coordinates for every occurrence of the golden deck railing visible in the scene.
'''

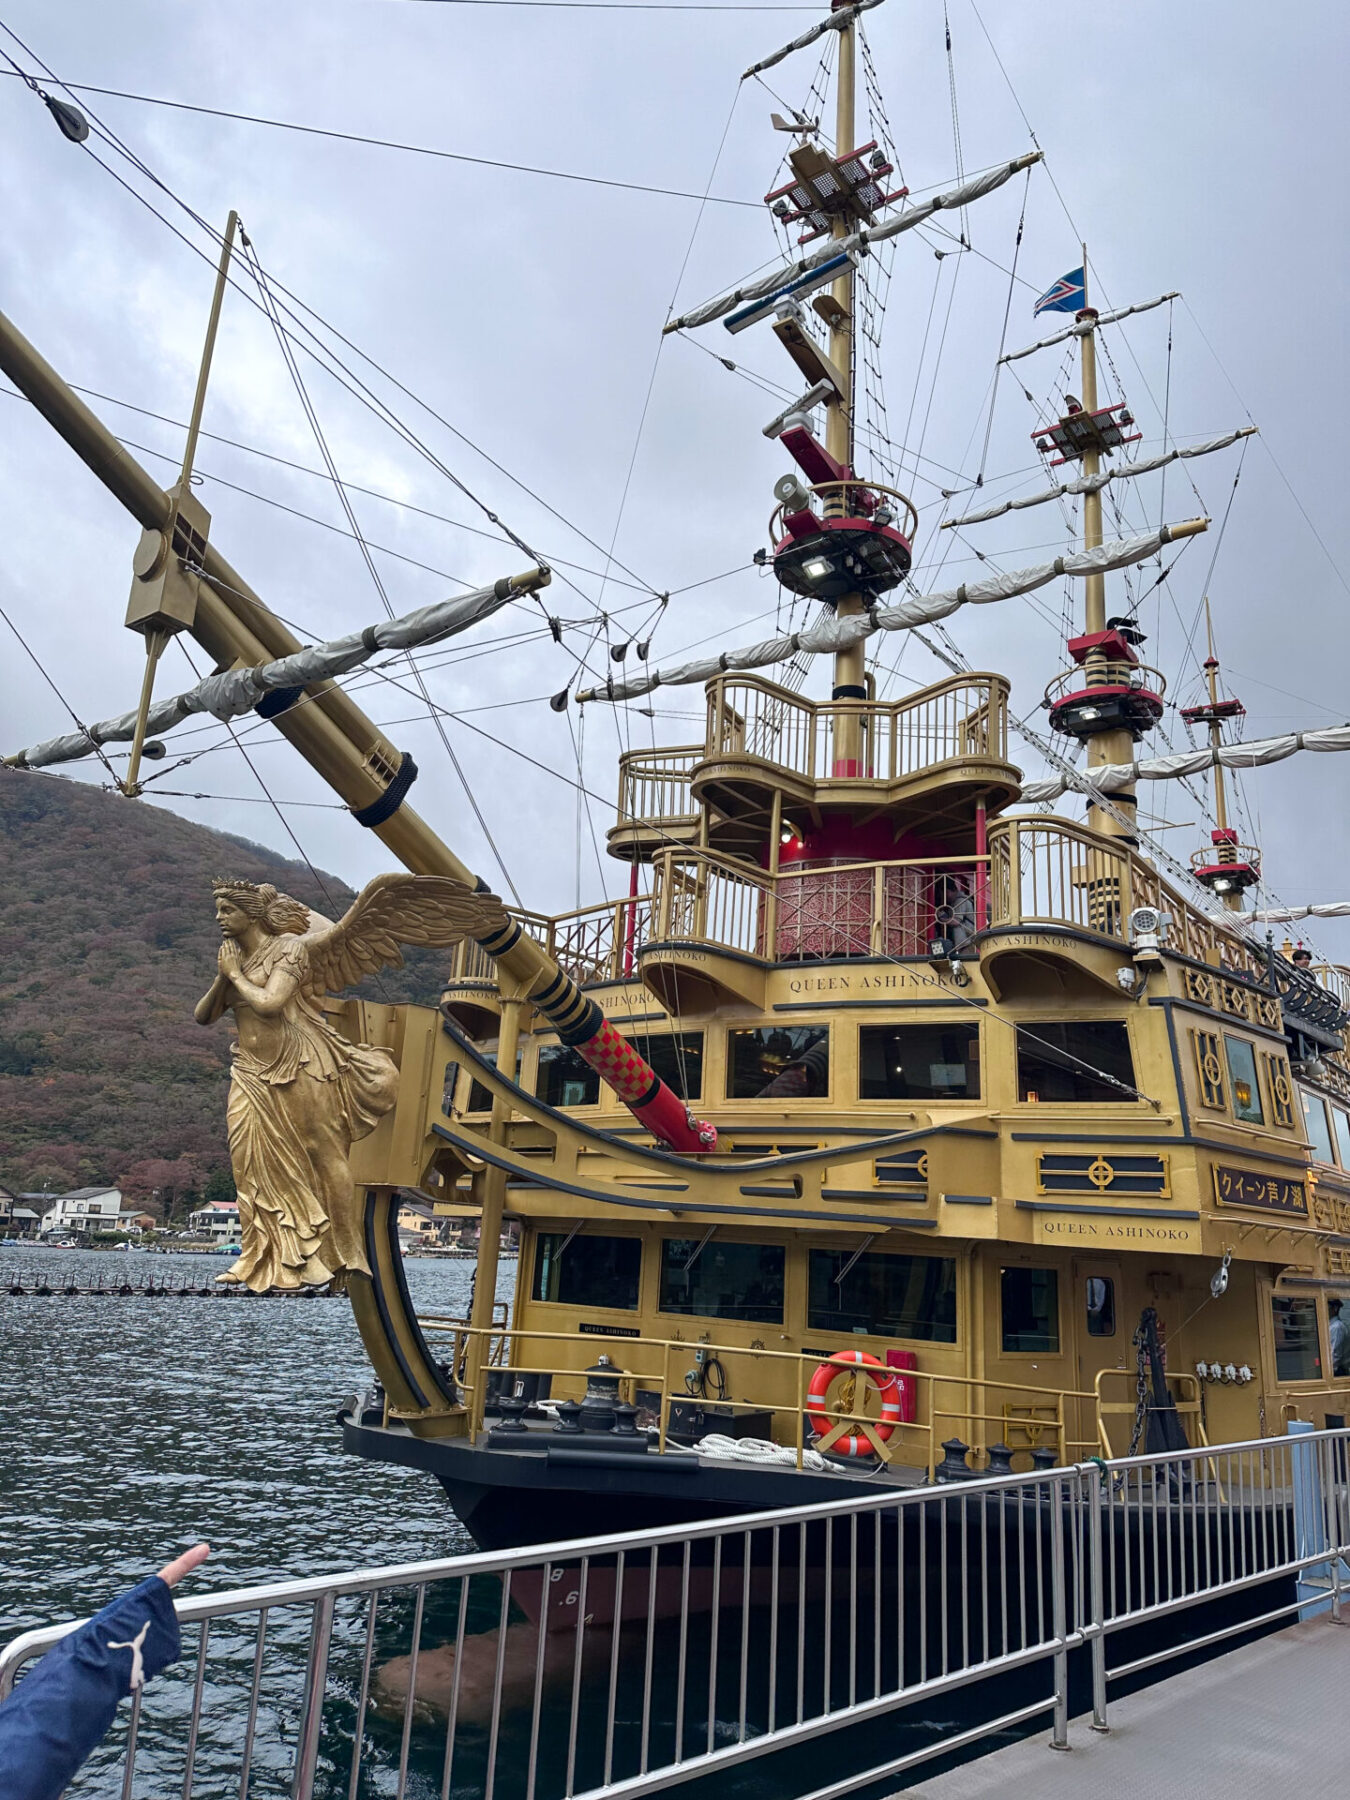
[413,1320,1127,1476]
[703,671,1009,783]
[986,814,1268,979]
[444,827,1280,991]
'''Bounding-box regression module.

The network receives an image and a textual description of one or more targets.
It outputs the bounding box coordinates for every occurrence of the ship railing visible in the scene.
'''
[1094,1367,1209,1461]
[647,846,990,963]
[446,897,654,991]
[1042,656,1168,711]
[613,744,702,835]
[988,814,1267,981]
[704,670,1009,783]
[1310,961,1350,1015]
[768,476,920,543]
[5,1427,1346,1799]
[417,1320,1106,1475]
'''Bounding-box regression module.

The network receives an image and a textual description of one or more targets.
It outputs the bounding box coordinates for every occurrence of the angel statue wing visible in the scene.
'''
[300,874,514,997]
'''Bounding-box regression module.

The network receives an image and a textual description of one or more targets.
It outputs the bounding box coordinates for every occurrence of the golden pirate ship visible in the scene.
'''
[5,0,1350,1554]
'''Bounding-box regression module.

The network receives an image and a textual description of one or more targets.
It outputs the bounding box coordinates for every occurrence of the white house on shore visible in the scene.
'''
[37,1187,125,1237]
[186,1201,241,1242]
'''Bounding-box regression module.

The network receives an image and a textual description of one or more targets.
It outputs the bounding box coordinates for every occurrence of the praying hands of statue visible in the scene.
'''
[217,938,245,981]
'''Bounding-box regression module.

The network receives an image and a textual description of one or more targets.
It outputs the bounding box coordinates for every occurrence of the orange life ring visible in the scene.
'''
[806,1350,905,1456]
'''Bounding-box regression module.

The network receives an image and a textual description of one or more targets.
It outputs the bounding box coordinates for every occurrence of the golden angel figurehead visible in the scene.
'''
[197,872,498,1293]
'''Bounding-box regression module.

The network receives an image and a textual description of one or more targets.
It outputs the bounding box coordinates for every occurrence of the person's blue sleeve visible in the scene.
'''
[0,1576,180,1800]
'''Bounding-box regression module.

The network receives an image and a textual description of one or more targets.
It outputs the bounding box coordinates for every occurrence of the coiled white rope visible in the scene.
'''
[695,1434,828,1470]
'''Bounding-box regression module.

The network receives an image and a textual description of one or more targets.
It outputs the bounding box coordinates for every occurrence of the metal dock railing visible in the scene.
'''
[3,1425,1347,1800]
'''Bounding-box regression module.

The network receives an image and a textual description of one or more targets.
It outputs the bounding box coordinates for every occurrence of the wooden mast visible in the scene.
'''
[826,4,865,779]
[1202,599,1247,914]
[1075,250,1137,840]
[124,211,239,799]
[0,304,714,1151]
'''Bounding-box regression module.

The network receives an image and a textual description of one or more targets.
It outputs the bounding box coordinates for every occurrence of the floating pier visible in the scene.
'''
[0,1268,340,1298]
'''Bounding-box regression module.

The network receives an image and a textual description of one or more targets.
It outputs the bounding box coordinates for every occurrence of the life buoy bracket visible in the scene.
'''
[805,1349,906,1457]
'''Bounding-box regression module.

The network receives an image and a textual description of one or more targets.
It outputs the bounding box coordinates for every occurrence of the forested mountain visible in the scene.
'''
[0,770,446,1215]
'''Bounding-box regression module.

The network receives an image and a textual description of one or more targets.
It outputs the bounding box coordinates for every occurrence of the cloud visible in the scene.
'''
[1,0,1347,954]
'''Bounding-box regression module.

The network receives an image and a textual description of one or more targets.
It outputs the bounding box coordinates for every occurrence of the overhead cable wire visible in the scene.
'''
[0,382,659,595]
[242,227,527,904]
[0,597,123,786]
[0,68,762,209]
[0,30,671,610]
[387,1,818,9]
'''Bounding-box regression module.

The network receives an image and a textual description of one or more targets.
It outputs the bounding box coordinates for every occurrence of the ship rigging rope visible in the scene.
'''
[573,524,1203,703]
[0,378,673,596]
[241,225,526,904]
[170,636,352,926]
[112,583,779,790]
[394,2,822,9]
[0,68,763,209]
[0,601,122,787]
[0,31,683,616]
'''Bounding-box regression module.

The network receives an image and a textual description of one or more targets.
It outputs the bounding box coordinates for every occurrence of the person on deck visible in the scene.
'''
[1329,1298,1349,1378]
[0,1543,209,1800]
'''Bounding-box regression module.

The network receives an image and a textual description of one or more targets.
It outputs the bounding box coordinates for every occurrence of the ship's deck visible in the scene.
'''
[902,1612,1349,1798]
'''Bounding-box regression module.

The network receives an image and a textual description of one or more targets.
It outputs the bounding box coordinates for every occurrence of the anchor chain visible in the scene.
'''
[1127,1321,1150,1457]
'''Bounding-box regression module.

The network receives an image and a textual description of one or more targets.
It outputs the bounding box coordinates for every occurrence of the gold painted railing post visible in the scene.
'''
[871,863,885,955]
[1008,822,1023,924]
[655,852,673,939]
[463,986,524,1432]
[1119,847,1135,926]
[765,789,782,958]
[796,1355,807,1470]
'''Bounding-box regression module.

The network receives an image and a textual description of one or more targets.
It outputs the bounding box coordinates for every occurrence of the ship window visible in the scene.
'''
[1084,1277,1115,1338]
[1017,1022,1135,1104]
[659,1239,785,1323]
[536,1044,601,1108]
[531,1233,641,1310]
[807,1249,957,1343]
[1224,1036,1264,1124]
[1299,1089,1336,1166]
[464,1050,523,1115]
[536,1031,705,1108]
[859,1023,980,1100]
[1271,1295,1322,1383]
[727,1026,829,1100]
[1001,1267,1060,1353]
[630,1031,704,1102]
[1335,1109,1350,1170]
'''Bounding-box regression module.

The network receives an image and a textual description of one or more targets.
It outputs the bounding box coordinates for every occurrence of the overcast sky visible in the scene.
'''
[1,0,1347,954]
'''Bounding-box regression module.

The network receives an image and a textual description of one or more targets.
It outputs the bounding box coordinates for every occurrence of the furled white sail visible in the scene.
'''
[1019,726,1350,806]
[663,154,1042,336]
[7,570,546,772]
[576,525,1195,704]
[1000,292,1180,365]
[1248,904,1350,922]
[941,430,1256,530]
[741,0,885,80]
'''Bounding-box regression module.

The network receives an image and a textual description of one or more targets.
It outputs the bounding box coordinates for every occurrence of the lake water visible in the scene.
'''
[0,1243,511,1641]
[0,1247,1059,1799]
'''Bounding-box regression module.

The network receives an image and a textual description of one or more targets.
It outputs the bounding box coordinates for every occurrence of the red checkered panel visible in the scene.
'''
[576,1019,656,1106]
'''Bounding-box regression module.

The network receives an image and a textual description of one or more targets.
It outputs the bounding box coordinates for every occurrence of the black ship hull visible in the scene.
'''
[342,1414,873,1549]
